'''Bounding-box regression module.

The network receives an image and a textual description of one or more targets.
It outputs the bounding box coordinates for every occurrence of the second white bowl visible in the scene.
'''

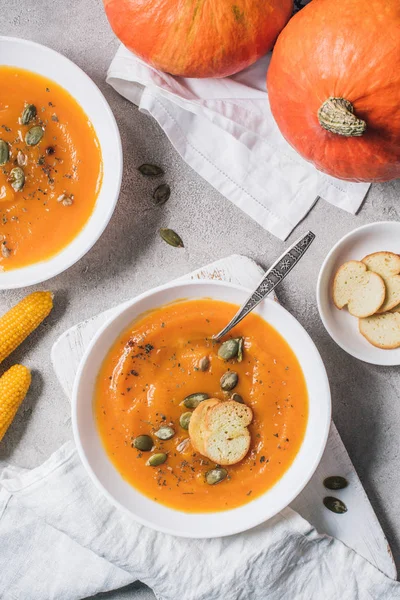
[72,280,331,538]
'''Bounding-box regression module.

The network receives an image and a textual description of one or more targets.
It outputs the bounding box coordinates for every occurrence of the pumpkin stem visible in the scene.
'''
[318,97,366,137]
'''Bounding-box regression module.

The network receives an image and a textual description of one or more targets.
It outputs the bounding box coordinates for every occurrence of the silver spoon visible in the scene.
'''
[213,230,315,341]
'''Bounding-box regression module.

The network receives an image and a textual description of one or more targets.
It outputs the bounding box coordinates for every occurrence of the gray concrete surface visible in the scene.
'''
[1,0,400,597]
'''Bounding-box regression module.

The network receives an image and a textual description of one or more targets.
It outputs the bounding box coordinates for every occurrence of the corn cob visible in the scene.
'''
[0,364,31,441]
[0,291,53,364]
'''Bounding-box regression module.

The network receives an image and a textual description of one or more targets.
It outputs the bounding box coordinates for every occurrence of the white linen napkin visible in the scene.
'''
[0,441,399,600]
[107,46,370,240]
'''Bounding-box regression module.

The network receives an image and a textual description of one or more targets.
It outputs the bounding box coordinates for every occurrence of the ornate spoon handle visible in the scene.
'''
[213,231,316,341]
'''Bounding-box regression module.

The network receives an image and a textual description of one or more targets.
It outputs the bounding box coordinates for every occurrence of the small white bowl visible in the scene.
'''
[317,221,400,366]
[0,37,122,289]
[72,280,331,538]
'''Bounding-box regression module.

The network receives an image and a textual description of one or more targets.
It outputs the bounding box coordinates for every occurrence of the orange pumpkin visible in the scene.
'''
[267,0,400,182]
[103,0,293,78]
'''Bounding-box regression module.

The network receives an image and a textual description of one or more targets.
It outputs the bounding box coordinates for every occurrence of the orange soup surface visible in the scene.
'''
[0,66,102,270]
[95,299,308,512]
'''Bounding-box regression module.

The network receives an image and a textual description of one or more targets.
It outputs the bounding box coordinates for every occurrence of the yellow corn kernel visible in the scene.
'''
[0,291,53,364]
[0,364,31,441]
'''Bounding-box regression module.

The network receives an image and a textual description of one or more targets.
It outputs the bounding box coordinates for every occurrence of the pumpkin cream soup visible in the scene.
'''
[95,299,308,512]
[0,66,102,271]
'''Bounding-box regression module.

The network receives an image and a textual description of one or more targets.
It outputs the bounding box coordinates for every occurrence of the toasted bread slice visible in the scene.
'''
[359,311,400,349]
[188,398,220,455]
[203,401,253,466]
[362,252,400,313]
[332,260,385,317]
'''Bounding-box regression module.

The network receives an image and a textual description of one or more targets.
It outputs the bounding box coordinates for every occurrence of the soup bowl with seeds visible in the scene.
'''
[0,36,122,288]
[72,279,331,538]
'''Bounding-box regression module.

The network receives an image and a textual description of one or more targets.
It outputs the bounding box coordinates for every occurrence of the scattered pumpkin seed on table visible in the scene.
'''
[179,412,192,430]
[323,496,348,514]
[159,228,184,248]
[153,183,170,205]
[138,163,164,177]
[324,476,348,490]
[205,467,227,485]
[9,167,25,191]
[21,103,37,125]
[183,392,209,408]
[133,434,153,451]
[25,125,44,146]
[0,140,9,166]
[147,453,167,467]
[220,371,238,391]
[154,426,175,440]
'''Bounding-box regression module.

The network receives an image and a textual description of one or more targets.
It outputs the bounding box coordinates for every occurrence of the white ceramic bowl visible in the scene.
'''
[72,280,331,538]
[0,36,122,289]
[317,221,400,366]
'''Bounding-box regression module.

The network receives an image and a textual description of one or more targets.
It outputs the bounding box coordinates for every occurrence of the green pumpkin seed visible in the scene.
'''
[324,476,348,491]
[21,104,37,125]
[147,453,167,467]
[9,167,25,191]
[25,125,44,146]
[183,392,209,409]
[159,228,184,248]
[218,338,239,360]
[205,467,228,485]
[198,356,210,371]
[179,412,192,430]
[133,434,153,451]
[220,371,238,391]
[154,426,175,440]
[231,393,244,404]
[237,337,244,362]
[323,496,348,514]
[153,183,170,205]
[138,163,164,177]
[0,140,9,166]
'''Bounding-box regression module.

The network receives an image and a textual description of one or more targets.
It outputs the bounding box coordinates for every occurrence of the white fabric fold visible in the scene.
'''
[107,47,370,240]
[1,441,399,600]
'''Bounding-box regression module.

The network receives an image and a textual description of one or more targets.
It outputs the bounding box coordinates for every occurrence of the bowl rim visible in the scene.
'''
[0,36,123,289]
[72,279,331,538]
[316,221,400,366]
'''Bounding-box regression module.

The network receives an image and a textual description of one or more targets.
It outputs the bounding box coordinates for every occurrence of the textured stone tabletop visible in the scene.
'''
[1,0,400,596]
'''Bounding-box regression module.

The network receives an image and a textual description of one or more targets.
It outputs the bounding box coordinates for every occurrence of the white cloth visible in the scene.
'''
[0,441,399,600]
[107,47,370,240]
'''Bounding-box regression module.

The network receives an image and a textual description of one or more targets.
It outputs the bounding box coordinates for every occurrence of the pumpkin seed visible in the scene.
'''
[17,151,27,167]
[218,338,239,360]
[220,371,238,391]
[1,243,10,258]
[133,434,153,451]
[231,393,244,404]
[177,438,191,452]
[159,228,184,248]
[198,356,210,371]
[138,163,164,177]
[205,467,227,485]
[154,426,175,440]
[323,496,348,514]
[25,125,44,146]
[9,167,25,191]
[21,103,37,125]
[179,412,192,430]
[0,140,9,166]
[237,337,244,362]
[324,476,348,490]
[147,453,167,467]
[183,392,209,408]
[153,183,170,205]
